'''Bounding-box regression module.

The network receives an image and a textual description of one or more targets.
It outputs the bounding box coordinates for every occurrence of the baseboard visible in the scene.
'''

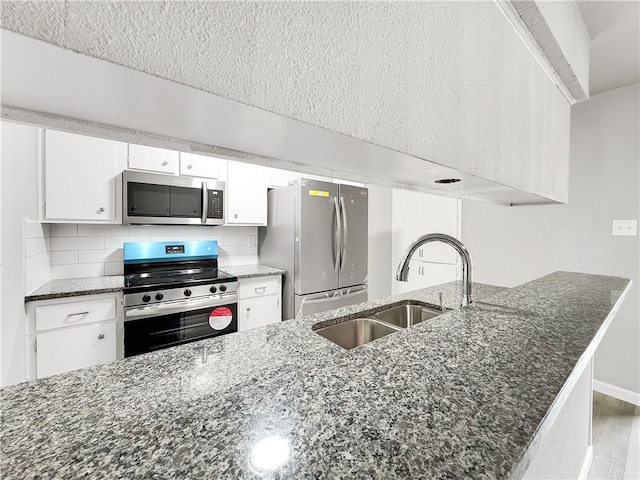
[593,380,640,406]
[578,445,593,480]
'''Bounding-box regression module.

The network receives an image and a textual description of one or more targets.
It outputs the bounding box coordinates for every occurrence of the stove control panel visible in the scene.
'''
[124,281,239,308]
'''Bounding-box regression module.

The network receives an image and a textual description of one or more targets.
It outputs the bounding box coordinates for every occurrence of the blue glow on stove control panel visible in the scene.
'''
[123,240,218,263]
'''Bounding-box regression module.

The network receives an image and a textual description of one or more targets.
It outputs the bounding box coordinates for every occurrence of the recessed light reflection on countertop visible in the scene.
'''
[249,435,291,471]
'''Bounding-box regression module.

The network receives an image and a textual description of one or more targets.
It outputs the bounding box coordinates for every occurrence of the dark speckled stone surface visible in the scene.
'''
[24,265,284,302]
[2,271,631,479]
[24,276,125,302]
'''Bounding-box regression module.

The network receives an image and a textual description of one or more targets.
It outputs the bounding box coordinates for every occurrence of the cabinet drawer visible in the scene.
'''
[238,276,281,300]
[35,297,117,332]
[36,321,116,378]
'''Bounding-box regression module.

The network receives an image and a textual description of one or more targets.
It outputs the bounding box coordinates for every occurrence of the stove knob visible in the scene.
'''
[155,293,164,301]
[142,294,151,303]
[184,289,192,297]
[219,285,227,292]
[209,286,217,294]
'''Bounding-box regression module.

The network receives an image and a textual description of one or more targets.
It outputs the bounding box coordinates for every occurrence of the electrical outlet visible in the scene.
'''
[247,236,256,247]
[612,220,638,236]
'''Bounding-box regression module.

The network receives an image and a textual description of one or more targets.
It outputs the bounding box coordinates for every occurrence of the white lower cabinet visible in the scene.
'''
[26,293,122,379]
[237,275,282,332]
[36,322,116,378]
[391,259,458,296]
[390,188,461,295]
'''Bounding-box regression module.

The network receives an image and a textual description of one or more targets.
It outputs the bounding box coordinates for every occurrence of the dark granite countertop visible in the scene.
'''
[3,271,631,479]
[24,265,284,302]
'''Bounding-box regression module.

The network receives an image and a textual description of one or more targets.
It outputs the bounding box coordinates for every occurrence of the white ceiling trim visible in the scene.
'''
[495,1,578,105]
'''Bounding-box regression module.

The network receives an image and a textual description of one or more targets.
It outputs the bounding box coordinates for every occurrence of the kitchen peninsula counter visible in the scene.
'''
[3,272,631,479]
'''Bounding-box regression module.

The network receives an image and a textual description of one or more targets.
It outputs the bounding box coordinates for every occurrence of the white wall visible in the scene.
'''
[1,122,40,387]
[462,84,639,400]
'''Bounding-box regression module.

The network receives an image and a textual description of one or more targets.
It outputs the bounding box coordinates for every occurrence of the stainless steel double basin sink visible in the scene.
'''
[313,302,446,350]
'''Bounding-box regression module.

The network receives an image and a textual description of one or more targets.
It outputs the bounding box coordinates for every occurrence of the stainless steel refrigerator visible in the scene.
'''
[259,179,368,320]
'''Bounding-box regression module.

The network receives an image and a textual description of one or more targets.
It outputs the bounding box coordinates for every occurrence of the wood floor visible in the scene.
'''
[588,391,640,480]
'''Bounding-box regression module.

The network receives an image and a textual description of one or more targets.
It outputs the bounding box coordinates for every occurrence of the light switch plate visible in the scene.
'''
[612,220,638,236]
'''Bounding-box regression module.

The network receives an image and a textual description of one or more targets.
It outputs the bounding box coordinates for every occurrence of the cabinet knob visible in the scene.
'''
[97,207,105,213]
[98,334,105,340]
[187,164,193,169]
[247,307,251,312]
[234,213,238,219]
[162,161,168,166]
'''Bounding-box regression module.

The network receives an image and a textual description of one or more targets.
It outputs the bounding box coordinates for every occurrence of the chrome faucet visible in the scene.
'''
[395,233,473,307]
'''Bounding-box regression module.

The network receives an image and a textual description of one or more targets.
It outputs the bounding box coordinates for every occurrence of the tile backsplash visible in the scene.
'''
[24,220,51,294]
[25,222,258,292]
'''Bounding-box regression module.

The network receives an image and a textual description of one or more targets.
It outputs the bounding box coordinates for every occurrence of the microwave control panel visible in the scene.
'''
[208,190,224,219]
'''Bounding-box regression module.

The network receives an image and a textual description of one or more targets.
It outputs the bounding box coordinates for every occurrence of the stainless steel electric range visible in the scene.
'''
[123,240,238,357]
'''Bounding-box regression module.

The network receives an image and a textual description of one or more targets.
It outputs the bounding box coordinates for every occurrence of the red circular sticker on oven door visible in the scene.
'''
[209,307,233,330]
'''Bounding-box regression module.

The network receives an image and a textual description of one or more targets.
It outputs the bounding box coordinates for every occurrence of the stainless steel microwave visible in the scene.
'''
[122,170,225,225]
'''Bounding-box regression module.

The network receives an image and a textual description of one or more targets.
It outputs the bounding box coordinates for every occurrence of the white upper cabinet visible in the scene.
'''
[128,143,179,174]
[44,130,127,223]
[226,160,268,225]
[179,152,227,179]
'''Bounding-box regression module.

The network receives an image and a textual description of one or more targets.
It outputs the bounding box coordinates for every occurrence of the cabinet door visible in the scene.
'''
[128,143,179,174]
[392,189,460,264]
[36,321,116,378]
[226,161,268,225]
[265,167,299,188]
[179,152,227,179]
[391,258,458,296]
[238,295,281,332]
[45,130,127,222]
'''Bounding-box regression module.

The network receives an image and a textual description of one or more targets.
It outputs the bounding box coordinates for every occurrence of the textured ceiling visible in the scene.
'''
[1,1,573,204]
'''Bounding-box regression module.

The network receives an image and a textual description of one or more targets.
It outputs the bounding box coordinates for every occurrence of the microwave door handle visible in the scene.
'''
[340,196,348,270]
[333,197,341,273]
[201,181,208,224]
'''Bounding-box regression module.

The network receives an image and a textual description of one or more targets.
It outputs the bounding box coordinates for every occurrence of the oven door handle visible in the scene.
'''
[124,294,237,320]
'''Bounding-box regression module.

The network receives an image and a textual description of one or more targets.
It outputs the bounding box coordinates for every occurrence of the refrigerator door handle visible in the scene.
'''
[339,196,348,270]
[300,286,367,306]
[333,196,341,272]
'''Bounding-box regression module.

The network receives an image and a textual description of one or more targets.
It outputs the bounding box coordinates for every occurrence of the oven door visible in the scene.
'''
[124,297,237,357]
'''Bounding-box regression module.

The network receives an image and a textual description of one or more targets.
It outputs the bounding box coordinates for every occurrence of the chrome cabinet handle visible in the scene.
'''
[234,213,238,219]
[187,164,193,169]
[254,287,266,294]
[97,207,105,213]
[247,307,251,312]
[67,311,89,318]
[162,160,168,166]
[98,334,105,340]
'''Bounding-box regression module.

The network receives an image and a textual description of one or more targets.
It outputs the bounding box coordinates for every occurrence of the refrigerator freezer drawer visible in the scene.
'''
[294,286,368,319]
